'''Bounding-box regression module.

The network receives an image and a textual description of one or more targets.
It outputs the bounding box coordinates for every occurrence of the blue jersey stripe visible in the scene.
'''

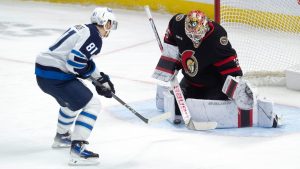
[71,49,86,59]
[35,67,75,80]
[67,60,86,69]
[74,55,88,63]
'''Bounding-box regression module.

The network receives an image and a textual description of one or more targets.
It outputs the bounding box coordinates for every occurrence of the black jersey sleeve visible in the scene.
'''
[212,22,243,80]
[163,14,183,46]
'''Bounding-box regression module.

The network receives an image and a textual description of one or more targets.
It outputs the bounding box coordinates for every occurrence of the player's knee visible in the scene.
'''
[82,95,102,116]
[60,106,81,117]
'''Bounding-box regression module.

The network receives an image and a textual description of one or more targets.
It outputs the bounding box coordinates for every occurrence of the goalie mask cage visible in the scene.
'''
[214,0,300,86]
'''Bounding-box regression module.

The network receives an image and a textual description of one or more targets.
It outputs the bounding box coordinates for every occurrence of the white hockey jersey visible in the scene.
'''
[35,24,102,80]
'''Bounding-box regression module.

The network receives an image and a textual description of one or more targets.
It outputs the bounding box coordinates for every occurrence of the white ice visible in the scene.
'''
[0,1,300,169]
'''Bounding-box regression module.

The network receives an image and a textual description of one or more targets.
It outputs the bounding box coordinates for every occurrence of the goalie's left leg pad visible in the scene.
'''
[222,75,254,110]
[256,98,280,128]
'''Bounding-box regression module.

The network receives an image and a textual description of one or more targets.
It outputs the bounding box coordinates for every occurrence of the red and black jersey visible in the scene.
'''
[164,14,243,88]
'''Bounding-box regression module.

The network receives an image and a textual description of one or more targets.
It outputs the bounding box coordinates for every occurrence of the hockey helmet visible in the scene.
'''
[185,10,209,43]
[90,7,118,31]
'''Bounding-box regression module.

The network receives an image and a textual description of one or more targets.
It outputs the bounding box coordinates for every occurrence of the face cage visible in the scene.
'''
[104,20,118,31]
[185,24,206,42]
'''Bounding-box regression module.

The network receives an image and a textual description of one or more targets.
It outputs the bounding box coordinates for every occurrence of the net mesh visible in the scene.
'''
[219,0,300,85]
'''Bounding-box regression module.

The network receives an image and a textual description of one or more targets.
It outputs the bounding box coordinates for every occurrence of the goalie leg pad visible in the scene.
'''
[186,99,239,128]
[256,98,279,128]
[238,108,253,127]
[156,84,170,111]
[163,90,182,124]
[222,75,254,110]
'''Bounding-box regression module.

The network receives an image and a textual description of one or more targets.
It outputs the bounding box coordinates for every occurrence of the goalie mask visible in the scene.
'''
[90,7,118,37]
[185,10,209,45]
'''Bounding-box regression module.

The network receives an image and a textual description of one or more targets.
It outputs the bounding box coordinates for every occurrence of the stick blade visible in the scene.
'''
[188,121,217,131]
[147,112,172,124]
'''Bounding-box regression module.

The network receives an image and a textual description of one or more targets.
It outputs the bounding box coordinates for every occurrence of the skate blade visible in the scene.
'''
[51,142,71,149]
[68,157,99,166]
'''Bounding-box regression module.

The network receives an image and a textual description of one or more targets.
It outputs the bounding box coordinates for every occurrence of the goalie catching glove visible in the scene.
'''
[222,75,254,110]
[92,72,115,98]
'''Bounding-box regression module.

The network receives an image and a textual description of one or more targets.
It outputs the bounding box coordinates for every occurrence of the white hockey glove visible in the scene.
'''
[222,76,254,110]
[152,43,181,82]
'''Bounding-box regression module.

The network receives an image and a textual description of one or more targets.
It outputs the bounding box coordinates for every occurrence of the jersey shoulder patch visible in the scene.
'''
[175,14,185,21]
[220,36,228,46]
[74,24,86,31]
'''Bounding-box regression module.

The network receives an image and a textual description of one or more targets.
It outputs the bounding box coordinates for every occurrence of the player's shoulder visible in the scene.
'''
[84,24,100,35]
[70,24,97,35]
[69,23,99,35]
[168,13,186,33]
[211,21,227,36]
[170,13,186,25]
[71,24,102,43]
[172,13,186,21]
[69,24,88,33]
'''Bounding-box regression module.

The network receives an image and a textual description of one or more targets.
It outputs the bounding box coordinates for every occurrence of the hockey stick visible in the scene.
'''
[90,77,171,124]
[144,5,217,130]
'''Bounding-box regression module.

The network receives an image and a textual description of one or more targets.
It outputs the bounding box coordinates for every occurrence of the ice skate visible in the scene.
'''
[272,114,283,128]
[52,131,71,148]
[68,140,99,166]
[173,115,182,125]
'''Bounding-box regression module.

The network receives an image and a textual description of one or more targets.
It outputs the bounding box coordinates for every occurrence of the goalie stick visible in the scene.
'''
[144,5,217,130]
[90,77,171,124]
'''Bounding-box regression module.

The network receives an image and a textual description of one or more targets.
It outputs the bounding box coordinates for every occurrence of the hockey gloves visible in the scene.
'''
[93,72,115,98]
[222,75,254,110]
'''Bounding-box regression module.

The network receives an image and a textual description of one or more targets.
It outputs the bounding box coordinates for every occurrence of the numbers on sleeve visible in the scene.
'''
[86,43,98,55]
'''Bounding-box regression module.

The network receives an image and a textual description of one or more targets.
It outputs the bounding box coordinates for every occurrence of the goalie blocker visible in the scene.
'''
[156,76,280,128]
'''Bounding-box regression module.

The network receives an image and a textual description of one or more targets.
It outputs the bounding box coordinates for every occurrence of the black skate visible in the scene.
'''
[52,131,71,148]
[272,114,283,128]
[69,140,99,165]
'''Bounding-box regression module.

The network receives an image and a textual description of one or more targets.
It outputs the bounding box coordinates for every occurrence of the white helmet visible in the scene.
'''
[90,7,118,31]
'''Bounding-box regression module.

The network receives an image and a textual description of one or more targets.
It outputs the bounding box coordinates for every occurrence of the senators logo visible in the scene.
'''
[220,36,228,46]
[176,14,184,21]
[181,50,198,77]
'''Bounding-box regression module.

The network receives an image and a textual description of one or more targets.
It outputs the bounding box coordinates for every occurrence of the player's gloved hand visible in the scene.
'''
[93,72,115,98]
[222,76,254,110]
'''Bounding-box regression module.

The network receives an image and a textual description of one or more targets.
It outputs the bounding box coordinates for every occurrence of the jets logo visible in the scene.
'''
[176,14,184,21]
[181,50,198,77]
[74,25,85,30]
[220,36,228,46]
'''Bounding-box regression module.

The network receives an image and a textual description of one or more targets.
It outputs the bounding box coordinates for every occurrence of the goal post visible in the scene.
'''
[214,0,300,86]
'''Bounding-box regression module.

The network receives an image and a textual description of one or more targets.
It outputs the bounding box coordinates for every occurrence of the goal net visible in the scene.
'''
[214,0,300,86]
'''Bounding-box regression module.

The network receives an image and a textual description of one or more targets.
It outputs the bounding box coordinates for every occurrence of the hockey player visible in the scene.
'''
[35,7,117,165]
[153,10,279,128]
